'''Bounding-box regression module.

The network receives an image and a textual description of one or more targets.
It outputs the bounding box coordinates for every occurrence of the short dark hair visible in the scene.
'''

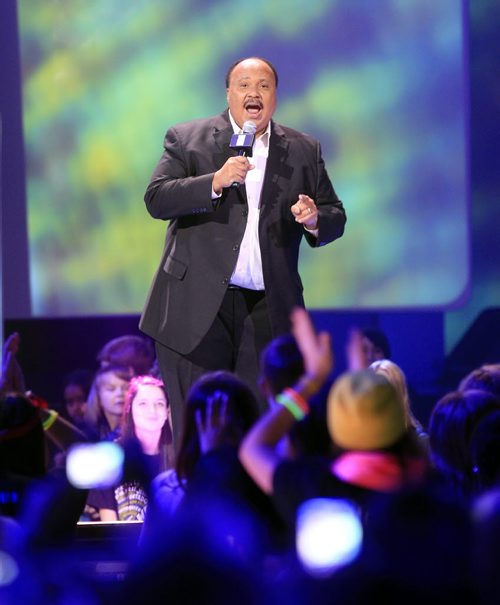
[225,57,279,89]
[176,371,259,482]
[259,334,304,396]
[459,366,500,398]
[97,334,155,376]
[361,328,391,359]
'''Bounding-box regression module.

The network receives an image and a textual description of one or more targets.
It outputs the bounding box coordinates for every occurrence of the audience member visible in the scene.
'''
[61,368,93,428]
[258,332,331,458]
[346,327,391,371]
[458,363,500,398]
[87,375,173,521]
[151,371,286,559]
[240,309,429,535]
[0,333,26,397]
[428,388,500,502]
[0,333,89,475]
[153,371,260,516]
[258,333,305,404]
[347,328,426,436]
[0,391,88,541]
[97,334,156,376]
[83,364,131,441]
[344,482,475,604]
[370,358,428,448]
[0,393,46,517]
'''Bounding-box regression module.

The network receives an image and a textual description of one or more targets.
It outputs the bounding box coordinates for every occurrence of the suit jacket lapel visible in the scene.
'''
[212,111,234,164]
[260,121,290,214]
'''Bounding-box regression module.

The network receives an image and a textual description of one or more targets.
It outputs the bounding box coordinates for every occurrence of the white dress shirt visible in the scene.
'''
[227,111,269,290]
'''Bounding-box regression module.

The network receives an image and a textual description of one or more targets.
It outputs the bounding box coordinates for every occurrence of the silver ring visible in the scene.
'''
[307,207,312,214]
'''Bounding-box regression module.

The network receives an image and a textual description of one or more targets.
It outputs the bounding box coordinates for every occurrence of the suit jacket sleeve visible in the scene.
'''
[305,140,346,248]
[144,125,217,220]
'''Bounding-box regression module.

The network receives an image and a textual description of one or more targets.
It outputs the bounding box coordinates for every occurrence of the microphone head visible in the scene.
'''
[242,121,257,134]
[229,121,256,156]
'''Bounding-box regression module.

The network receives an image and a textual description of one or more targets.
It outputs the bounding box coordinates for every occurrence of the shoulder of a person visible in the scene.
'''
[167,112,227,135]
[272,121,318,146]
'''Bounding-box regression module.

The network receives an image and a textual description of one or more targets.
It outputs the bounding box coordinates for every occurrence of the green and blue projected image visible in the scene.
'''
[18,0,468,316]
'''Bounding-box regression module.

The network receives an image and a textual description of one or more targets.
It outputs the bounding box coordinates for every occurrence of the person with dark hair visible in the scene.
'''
[362,328,391,360]
[140,56,346,449]
[259,332,331,459]
[258,333,305,405]
[346,327,391,370]
[61,368,93,428]
[458,363,500,399]
[97,334,156,376]
[0,393,46,516]
[151,371,286,556]
[153,371,261,514]
[175,371,259,484]
[428,389,500,502]
[0,392,87,528]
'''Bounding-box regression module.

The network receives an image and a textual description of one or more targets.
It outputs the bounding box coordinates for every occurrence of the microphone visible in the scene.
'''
[229,121,256,187]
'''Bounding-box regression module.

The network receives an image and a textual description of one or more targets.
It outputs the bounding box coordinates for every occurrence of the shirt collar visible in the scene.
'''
[228,110,271,147]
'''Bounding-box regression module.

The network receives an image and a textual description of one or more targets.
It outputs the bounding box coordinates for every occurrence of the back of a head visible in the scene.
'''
[361,328,391,360]
[176,371,259,481]
[370,359,412,427]
[62,368,93,395]
[259,333,304,396]
[97,335,155,376]
[459,365,500,399]
[327,370,406,451]
[428,389,500,490]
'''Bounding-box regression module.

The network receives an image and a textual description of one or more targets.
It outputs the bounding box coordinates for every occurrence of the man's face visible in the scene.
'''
[226,58,277,136]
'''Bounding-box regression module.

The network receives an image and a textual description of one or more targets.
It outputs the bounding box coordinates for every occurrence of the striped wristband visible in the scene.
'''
[275,388,310,421]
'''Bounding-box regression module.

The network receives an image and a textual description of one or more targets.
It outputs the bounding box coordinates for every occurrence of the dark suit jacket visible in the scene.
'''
[140,111,346,355]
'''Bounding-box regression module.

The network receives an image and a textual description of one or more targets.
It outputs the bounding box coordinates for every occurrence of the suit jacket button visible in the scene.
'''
[222,278,228,285]
[242,209,248,216]
[233,244,239,251]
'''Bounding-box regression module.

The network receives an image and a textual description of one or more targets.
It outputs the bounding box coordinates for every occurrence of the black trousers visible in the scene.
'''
[155,286,273,450]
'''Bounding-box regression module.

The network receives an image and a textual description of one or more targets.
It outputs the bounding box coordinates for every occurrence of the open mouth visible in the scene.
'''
[244,101,262,118]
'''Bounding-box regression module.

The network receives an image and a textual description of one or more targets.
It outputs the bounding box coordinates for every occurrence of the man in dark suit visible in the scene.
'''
[140,57,346,447]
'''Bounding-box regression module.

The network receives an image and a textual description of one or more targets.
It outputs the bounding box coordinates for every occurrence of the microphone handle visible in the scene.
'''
[230,149,247,188]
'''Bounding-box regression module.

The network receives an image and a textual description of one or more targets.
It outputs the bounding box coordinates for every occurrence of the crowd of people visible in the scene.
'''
[1,314,500,604]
